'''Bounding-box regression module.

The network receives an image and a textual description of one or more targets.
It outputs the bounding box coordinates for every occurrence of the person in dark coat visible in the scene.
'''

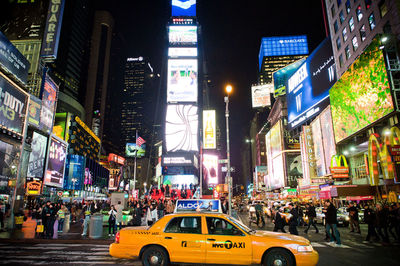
[42,201,56,239]
[323,200,341,246]
[364,204,379,242]
[287,203,298,235]
[304,203,319,234]
[272,208,286,233]
[375,203,389,243]
[132,203,142,226]
[347,202,361,233]
[165,184,170,197]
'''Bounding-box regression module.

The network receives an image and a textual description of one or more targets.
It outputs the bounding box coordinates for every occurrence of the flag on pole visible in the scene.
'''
[136,136,146,147]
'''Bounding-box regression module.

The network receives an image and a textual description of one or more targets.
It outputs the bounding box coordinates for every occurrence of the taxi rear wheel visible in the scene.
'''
[263,249,294,266]
[142,246,170,266]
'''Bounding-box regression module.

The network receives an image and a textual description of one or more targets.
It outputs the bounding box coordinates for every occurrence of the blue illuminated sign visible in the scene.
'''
[64,154,85,190]
[172,0,196,17]
[272,58,306,97]
[286,38,337,130]
[259,35,309,70]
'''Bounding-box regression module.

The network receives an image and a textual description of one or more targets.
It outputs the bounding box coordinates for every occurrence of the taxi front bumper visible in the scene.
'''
[109,243,139,259]
[295,250,319,266]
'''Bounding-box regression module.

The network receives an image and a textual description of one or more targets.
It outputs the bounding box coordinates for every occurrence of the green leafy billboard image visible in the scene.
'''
[330,39,394,143]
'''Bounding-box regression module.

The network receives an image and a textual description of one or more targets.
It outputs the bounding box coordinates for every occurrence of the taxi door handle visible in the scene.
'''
[165,236,173,239]
[207,238,216,241]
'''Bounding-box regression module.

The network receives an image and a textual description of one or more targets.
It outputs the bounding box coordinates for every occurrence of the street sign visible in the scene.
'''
[219,159,228,164]
[221,166,235,172]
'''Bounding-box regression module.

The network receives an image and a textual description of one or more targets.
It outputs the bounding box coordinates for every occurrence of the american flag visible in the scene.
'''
[136,136,146,147]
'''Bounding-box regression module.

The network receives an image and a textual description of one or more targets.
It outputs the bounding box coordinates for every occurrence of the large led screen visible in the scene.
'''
[251,84,272,108]
[203,110,216,149]
[40,74,58,134]
[165,104,198,152]
[265,121,285,190]
[286,153,302,188]
[125,143,146,158]
[44,135,67,188]
[168,47,198,57]
[255,166,267,190]
[311,117,326,177]
[171,0,196,17]
[330,38,394,143]
[64,154,85,190]
[273,58,306,97]
[27,132,48,179]
[203,154,218,185]
[167,59,198,102]
[169,26,197,46]
[287,38,337,130]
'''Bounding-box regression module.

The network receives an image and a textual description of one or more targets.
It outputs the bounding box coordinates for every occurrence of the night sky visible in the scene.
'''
[97,0,327,185]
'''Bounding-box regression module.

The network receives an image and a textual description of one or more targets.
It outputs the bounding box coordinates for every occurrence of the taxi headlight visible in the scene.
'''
[345,216,350,221]
[297,245,313,252]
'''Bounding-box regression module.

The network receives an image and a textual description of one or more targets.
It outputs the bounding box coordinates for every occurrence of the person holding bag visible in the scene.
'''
[108,205,117,236]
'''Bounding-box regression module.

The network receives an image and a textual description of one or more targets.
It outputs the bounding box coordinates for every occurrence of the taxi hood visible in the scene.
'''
[252,230,310,244]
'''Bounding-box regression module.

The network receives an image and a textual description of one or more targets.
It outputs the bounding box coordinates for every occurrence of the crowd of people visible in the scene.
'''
[253,199,400,247]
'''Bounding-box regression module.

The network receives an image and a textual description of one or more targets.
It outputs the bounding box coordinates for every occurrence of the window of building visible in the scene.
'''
[356,5,363,21]
[352,36,359,51]
[368,13,376,30]
[345,45,351,59]
[360,25,367,41]
[379,1,388,17]
[345,0,351,13]
[349,17,355,31]
[334,20,339,33]
[339,54,344,67]
[331,5,336,17]
[342,27,348,41]
[336,37,342,50]
[339,10,345,24]
[364,0,372,9]
[337,0,342,6]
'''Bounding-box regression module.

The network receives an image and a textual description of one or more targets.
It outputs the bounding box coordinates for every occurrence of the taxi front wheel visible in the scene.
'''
[263,249,294,266]
[142,246,170,266]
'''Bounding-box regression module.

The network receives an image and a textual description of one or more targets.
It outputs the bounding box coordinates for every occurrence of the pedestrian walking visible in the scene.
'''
[132,203,142,226]
[304,203,319,234]
[115,201,124,230]
[347,202,361,234]
[388,204,398,241]
[375,203,390,244]
[0,200,5,231]
[108,206,117,236]
[364,204,379,242]
[272,208,286,233]
[57,204,67,233]
[323,200,341,247]
[287,203,298,235]
[255,201,265,227]
[81,201,94,237]
[157,199,165,219]
[42,201,56,239]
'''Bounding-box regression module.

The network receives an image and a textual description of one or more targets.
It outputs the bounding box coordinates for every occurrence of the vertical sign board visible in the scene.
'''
[203,154,218,185]
[27,96,42,129]
[44,134,67,188]
[40,0,65,61]
[27,132,48,179]
[203,110,216,149]
[40,73,58,134]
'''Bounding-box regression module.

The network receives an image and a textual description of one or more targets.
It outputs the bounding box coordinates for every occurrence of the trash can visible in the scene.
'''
[89,214,104,239]
[63,214,70,233]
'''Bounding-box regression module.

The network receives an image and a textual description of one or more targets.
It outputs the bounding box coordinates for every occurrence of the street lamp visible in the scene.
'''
[225,84,233,216]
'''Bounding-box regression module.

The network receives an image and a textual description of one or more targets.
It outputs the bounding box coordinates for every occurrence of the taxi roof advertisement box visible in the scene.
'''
[0,31,30,84]
[286,37,337,130]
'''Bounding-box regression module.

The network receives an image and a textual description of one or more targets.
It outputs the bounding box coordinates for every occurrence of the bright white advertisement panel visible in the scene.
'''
[44,135,67,188]
[203,154,218,185]
[168,26,197,45]
[203,110,216,149]
[251,84,273,108]
[167,59,198,102]
[165,104,198,152]
[168,47,198,57]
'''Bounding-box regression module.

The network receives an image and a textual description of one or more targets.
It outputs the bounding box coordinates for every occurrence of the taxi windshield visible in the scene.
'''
[227,216,253,234]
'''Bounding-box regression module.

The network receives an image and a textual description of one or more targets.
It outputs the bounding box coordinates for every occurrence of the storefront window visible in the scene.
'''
[0,139,20,199]
[350,154,368,184]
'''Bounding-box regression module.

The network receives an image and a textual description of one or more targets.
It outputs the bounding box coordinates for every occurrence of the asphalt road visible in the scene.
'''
[0,213,398,265]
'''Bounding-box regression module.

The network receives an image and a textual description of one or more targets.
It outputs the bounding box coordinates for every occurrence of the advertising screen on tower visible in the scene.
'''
[203,154,218,185]
[286,38,337,130]
[168,47,198,57]
[330,38,394,143]
[125,143,146,158]
[167,59,198,102]
[272,58,306,97]
[251,84,272,108]
[27,132,48,179]
[203,110,216,149]
[169,26,197,46]
[40,73,58,134]
[171,0,196,17]
[44,135,68,188]
[165,104,198,152]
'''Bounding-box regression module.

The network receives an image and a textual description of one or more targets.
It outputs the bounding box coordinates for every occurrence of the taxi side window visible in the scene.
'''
[164,217,202,234]
[206,217,244,236]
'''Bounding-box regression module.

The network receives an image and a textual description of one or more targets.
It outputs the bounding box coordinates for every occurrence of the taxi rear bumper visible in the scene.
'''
[109,243,139,260]
[294,250,319,266]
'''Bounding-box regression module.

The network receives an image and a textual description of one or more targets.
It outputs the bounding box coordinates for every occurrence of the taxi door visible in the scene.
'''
[161,216,206,264]
[204,216,252,265]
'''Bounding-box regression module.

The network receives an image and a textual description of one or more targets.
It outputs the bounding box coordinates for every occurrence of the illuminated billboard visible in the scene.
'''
[163,175,198,186]
[255,166,267,190]
[40,73,59,134]
[272,58,306,97]
[265,121,285,190]
[44,135,68,188]
[168,47,198,57]
[203,154,218,185]
[251,84,272,108]
[125,143,146,158]
[203,110,216,149]
[167,59,198,102]
[169,26,197,46]
[259,35,308,70]
[165,104,198,152]
[330,38,394,143]
[287,38,337,130]
[171,0,196,17]
[27,132,48,179]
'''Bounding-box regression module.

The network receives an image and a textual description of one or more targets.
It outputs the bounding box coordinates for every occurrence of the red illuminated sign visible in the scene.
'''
[108,153,125,165]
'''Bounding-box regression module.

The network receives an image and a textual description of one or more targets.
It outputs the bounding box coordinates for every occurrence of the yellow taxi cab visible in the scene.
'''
[109,200,318,266]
